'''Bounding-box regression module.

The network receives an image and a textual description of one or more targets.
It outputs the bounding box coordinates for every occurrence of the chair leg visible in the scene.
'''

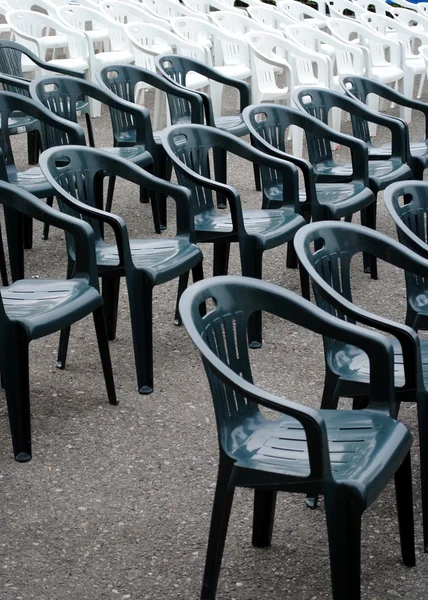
[27,130,40,165]
[361,204,378,280]
[2,333,32,462]
[174,271,190,327]
[250,135,262,192]
[56,326,71,370]
[92,305,117,406]
[23,214,33,250]
[252,489,277,548]
[213,147,227,209]
[417,397,428,552]
[213,242,230,277]
[352,396,369,410]
[201,458,235,600]
[394,452,416,567]
[150,190,162,235]
[0,223,8,286]
[42,198,54,241]
[106,176,116,214]
[101,274,121,341]
[299,264,310,301]
[325,486,362,600]
[85,113,96,148]
[128,276,154,394]
[241,246,263,348]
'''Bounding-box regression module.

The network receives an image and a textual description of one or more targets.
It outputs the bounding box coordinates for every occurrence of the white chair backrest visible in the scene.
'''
[125,20,209,71]
[139,0,209,22]
[327,0,367,20]
[182,0,241,16]
[356,0,389,15]
[327,16,400,70]
[278,0,327,28]
[286,22,365,75]
[362,10,428,57]
[59,4,130,52]
[6,8,87,58]
[4,0,58,15]
[246,30,293,94]
[99,0,171,29]
[247,4,299,33]
[211,10,268,37]
[360,11,396,37]
[391,6,428,31]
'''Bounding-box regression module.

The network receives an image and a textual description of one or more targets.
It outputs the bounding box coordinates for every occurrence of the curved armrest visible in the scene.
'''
[162,123,301,213]
[0,40,86,78]
[0,178,99,288]
[0,73,30,93]
[295,222,426,393]
[294,87,408,160]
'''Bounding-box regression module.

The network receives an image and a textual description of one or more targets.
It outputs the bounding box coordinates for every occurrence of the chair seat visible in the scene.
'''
[8,114,40,135]
[97,237,202,285]
[2,278,102,339]
[86,28,109,43]
[186,72,210,90]
[315,159,412,190]
[7,166,52,197]
[195,208,305,247]
[214,115,248,137]
[331,337,428,390]
[101,145,153,167]
[371,66,404,83]
[231,409,411,504]
[265,182,373,218]
[93,50,134,65]
[39,34,68,50]
[214,65,252,81]
[48,57,89,72]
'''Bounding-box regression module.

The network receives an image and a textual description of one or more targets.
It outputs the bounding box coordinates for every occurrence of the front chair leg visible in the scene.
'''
[3,332,32,462]
[93,305,117,405]
[43,198,54,241]
[252,489,277,547]
[128,275,154,394]
[56,326,71,370]
[101,274,121,340]
[174,261,205,326]
[394,452,416,566]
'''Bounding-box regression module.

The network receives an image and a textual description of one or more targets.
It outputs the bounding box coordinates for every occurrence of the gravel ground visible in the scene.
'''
[1,78,428,600]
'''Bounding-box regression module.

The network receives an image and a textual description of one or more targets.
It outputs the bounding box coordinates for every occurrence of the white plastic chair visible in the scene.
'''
[278,0,328,29]
[355,0,390,15]
[247,4,300,34]
[417,3,428,21]
[211,10,270,38]
[327,0,368,21]
[181,0,242,16]
[245,29,330,155]
[391,6,428,33]
[170,16,252,114]
[142,0,210,22]
[328,17,406,134]
[59,5,134,116]
[58,3,110,56]
[6,8,69,60]
[99,0,172,29]
[362,11,426,108]
[125,21,210,127]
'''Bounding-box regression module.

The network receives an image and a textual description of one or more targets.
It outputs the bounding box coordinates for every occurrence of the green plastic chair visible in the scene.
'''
[0,40,87,165]
[0,181,117,463]
[160,123,308,346]
[385,180,428,331]
[293,87,413,279]
[96,62,206,230]
[179,275,415,600]
[40,145,203,395]
[340,74,428,181]
[242,103,376,236]
[0,91,86,251]
[155,54,261,207]
[293,220,428,551]
[29,75,164,234]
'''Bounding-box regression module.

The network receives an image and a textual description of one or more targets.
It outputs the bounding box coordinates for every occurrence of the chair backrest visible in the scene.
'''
[59,4,130,53]
[0,178,97,299]
[7,9,87,59]
[179,274,395,459]
[99,0,171,28]
[5,0,58,15]
[40,144,194,248]
[285,22,365,75]
[97,63,205,126]
[356,0,390,15]
[211,10,268,37]
[326,0,366,20]
[278,0,327,27]
[247,4,299,33]
[182,0,241,16]
[0,90,85,165]
[170,16,249,68]
[143,0,209,22]
[125,21,208,71]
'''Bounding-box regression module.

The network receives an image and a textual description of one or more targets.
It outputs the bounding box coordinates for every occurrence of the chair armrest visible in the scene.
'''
[0,73,30,93]
[0,40,86,78]
[295,222,426,393]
